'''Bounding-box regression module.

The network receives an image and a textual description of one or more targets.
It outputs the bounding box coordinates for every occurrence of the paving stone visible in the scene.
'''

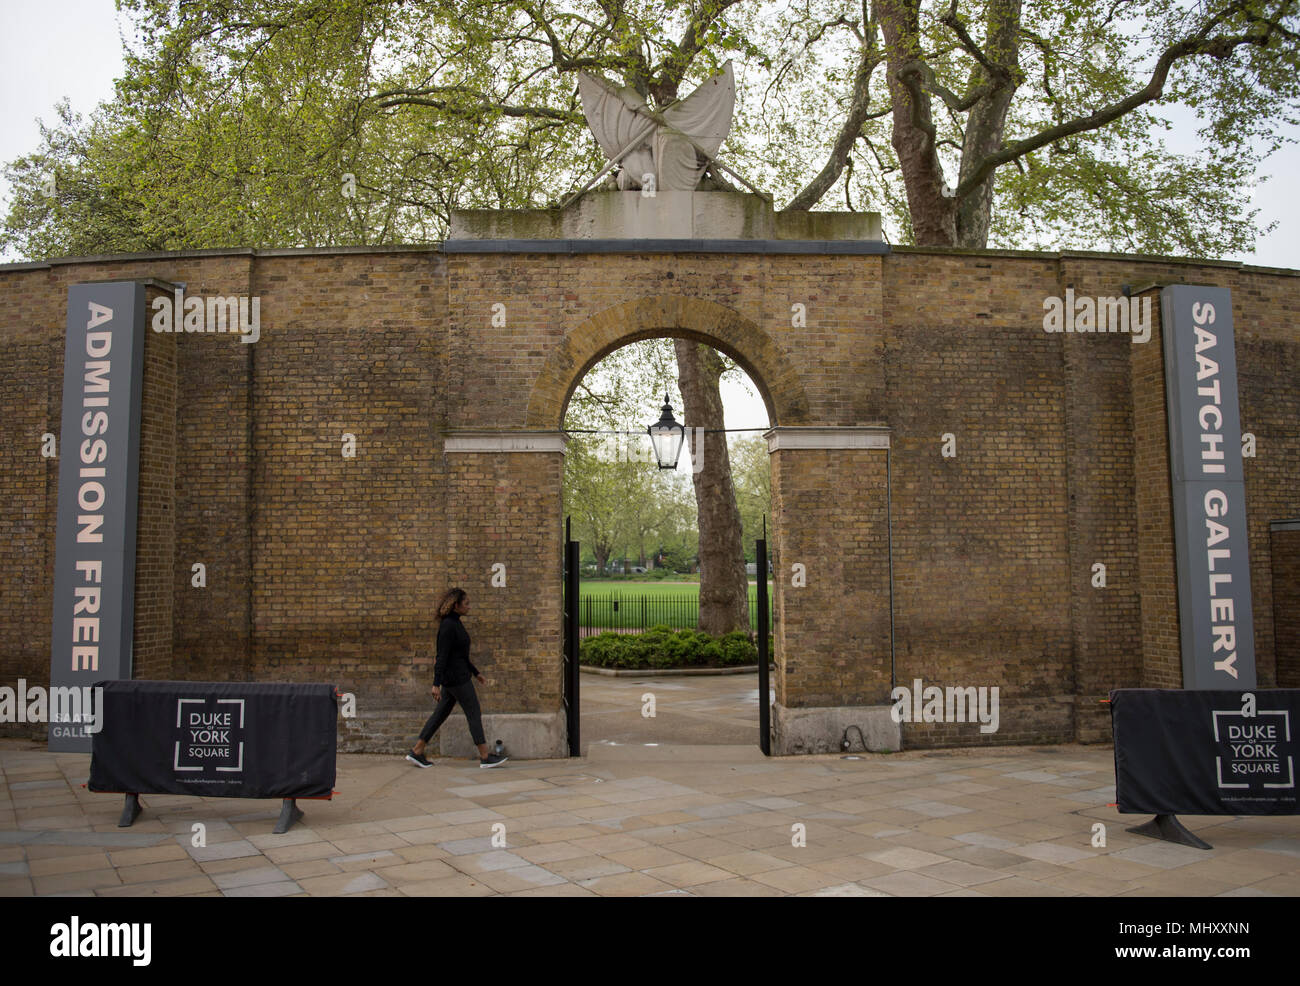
[1214,886,1280,897]
[328,850,401,870]
[544,856,631,881]
[1009,842,1095,864]
[513,843,591,865]
[805,883,892,897]
[398,874,496,896]
[97,875,219,897]
[749,866,843,894]
[213,866,292,890]
[5,739,1298,898]
[577,871,677,896]
[437,836,499,856]
[116,860,205,885]
[108,844,191,867]
[33,869,123,894]
[865,846,952,870]
[952,831,1021,849]
[603,846,696,870]
[375,860,461,884]
[28,852,112,877]
[1256,839,1300,860]
[473,865,570,892]
[296,871,389,895]
[222,880,303,897]
[263,842,343,864]
[1111,842,1213,869]
[506,882,598,897]
[914,860,1006,887]
[186,839,261,862]
[641,861,734,888]
[280,859,344,880]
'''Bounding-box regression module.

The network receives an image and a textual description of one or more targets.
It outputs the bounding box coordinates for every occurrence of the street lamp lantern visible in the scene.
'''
[647,393,685,470]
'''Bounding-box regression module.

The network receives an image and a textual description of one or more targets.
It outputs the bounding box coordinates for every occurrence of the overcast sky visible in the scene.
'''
[3,1,1295,429]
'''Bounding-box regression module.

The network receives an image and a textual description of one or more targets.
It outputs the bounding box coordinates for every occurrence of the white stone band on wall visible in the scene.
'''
[764,426,891,452]
[442,431,569,453]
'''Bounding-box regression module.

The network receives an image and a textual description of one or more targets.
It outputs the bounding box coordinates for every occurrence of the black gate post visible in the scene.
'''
[757,518,771,756]
[563,517,581,757]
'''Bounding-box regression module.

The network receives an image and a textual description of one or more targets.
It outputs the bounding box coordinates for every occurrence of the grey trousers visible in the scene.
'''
[418,680,485,746]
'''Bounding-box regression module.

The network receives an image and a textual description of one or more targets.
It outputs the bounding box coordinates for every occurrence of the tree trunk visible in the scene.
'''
[674,339,750,636]
[877,0,958,246]
[955,0,1022,248]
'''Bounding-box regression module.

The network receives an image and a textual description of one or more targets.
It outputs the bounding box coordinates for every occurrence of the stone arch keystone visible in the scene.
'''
[524,295,811,429]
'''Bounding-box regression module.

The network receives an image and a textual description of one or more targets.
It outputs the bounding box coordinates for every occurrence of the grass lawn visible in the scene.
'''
[577,579,774,630]
[580,579,772,594]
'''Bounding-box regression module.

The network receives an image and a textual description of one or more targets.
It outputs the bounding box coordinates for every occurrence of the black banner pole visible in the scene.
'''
[563,521,581,757]
[757,517,770,756]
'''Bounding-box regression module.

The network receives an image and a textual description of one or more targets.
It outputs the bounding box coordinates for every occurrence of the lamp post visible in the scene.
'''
[647,393,685,470]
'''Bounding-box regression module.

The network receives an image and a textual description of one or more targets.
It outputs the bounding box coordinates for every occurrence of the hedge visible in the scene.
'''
[579,625,765,670]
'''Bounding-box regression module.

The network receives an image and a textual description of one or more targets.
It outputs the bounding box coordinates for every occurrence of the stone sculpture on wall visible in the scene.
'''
[577,60,735,192]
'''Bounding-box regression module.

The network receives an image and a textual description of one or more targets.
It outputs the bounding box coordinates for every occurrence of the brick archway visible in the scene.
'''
[524,295,811,429]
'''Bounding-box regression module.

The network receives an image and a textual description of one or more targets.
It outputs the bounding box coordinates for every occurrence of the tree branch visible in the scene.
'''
[940,0,1011,83]
[955,4,1279,199]
[373,89,584,124]
[785,29,884,210]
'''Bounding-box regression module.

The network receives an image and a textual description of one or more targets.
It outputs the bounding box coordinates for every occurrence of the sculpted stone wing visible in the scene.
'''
[577,60,735,191]
[656,61,735,191]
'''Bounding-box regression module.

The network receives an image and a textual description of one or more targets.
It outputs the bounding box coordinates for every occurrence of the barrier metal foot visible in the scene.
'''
[1126,813,1212,850]
[118,793,142,828]
[273,798,304,834]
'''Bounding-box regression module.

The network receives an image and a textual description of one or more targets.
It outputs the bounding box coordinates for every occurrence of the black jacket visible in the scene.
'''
[433,612,480,687]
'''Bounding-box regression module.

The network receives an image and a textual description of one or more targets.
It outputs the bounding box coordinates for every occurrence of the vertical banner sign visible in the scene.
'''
[49,282,146,752]
[1160,285,1256,689]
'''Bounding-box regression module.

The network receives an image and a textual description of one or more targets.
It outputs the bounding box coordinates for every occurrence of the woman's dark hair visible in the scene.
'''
[436,587,467,620]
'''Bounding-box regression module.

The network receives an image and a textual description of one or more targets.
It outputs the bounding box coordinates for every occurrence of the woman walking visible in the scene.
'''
[407,587,508,769]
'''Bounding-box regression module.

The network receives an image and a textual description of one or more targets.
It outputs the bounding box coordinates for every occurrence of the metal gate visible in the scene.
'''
[756,522,771,756]
[563,516,580,756]
[564,516,768,757]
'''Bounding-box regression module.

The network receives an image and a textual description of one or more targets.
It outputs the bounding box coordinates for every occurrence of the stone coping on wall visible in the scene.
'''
[441,430,569,453]
[763,426,891,452]
[1271,519,1300,532]
[5,243,1297,276]
[442,238,891,255]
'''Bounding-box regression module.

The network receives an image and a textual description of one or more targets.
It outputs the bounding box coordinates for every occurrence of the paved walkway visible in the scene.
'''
[580,670,765,746]
[3,724,1299,896]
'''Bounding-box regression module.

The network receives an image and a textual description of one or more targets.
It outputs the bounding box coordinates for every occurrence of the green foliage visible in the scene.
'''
[563,337,757,577]
[729,435,771,562]
[579,626,762,669]
[4,1,1296,261]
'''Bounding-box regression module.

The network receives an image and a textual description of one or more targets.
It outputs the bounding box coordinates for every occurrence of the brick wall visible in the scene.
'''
[0,269,58,737]
[1273,527,1300,688]
[132,283,177,680]
[444,449,565,714]
[882,253,1075,746]
[1131,288,1182,689]
[770,447,891,709]
[1,245,1298,752]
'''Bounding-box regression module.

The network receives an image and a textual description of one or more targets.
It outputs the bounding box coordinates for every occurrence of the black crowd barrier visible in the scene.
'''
[1110,688,1298,849]
[88,680,338,833]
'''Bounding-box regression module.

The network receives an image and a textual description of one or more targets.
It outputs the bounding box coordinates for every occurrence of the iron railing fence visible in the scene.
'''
[579,587,774,635]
